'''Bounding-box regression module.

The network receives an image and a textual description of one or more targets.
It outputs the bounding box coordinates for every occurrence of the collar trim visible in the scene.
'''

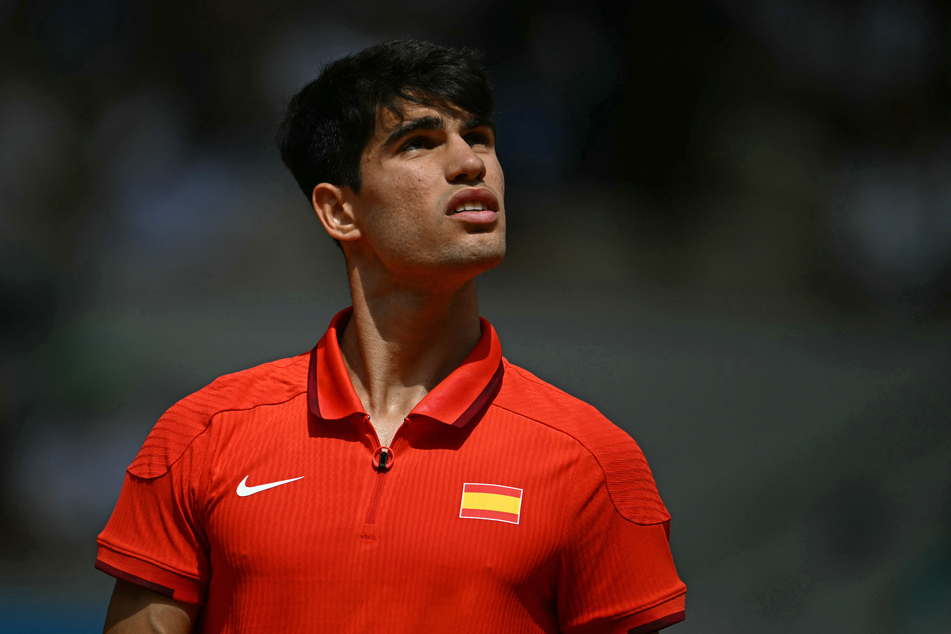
[308,308,503,428]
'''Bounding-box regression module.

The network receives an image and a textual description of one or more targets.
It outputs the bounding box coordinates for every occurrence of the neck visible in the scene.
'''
[339,267,483,437]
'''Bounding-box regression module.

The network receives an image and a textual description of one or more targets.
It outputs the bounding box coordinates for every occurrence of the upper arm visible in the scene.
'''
[104,579,199,634]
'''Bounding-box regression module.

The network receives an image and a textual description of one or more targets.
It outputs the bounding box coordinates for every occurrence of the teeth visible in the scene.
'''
[454,201,487,213]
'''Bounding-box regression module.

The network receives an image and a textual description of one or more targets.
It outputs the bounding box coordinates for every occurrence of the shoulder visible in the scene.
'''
[128,351,311,479]
[494,359,670,525]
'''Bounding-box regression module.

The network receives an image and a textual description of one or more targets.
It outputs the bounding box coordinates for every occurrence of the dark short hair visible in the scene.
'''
[276,39,494,197]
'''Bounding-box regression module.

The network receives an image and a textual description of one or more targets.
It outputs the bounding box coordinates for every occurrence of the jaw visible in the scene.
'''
[342,198,506,297]
[348,233,505,301]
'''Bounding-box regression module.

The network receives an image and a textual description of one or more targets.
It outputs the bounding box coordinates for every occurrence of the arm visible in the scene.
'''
[103,579,199,634]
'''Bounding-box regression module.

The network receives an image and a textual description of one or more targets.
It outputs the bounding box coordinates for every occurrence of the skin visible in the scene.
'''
[103,579,197,633]
[311,99,506,445]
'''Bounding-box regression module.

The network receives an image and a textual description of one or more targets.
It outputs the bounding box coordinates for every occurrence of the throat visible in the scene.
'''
[369,417,404,448]
[339,282,484,440]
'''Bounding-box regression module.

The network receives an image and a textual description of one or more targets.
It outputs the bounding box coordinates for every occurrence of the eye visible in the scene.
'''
[465,131,492,147]
[400,136,434,152]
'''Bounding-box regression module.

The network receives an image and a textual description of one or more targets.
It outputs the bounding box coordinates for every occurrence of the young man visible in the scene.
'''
[97,40,686,633]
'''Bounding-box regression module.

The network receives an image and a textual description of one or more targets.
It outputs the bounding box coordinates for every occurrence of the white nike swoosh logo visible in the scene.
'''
[236,475,305,497]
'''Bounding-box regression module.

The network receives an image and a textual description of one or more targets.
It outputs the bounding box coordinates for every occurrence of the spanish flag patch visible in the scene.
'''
[459,483,523,524]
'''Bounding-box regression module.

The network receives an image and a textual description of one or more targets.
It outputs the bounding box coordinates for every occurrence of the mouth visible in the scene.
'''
[451,201,491,214]
[446,188,500,218]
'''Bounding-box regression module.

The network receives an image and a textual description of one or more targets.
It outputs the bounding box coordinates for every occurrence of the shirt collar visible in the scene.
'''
[308,307,504,428]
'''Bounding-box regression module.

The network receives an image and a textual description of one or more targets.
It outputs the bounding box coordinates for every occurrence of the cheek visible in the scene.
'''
[396,169,434,205]
[367,176,429,237]
[411,165,431,187]
[487,158,505,192]
[372,172,422,208]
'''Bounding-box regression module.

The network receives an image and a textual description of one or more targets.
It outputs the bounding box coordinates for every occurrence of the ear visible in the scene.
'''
[311,183,361,242]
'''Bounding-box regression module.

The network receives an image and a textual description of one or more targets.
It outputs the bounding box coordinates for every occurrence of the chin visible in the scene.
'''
[436,245,505,281]
[463,239,506,270]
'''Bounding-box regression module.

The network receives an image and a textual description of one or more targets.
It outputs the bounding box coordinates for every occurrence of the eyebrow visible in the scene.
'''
[382,115,497,148]
[464,117,497,136]
[383,116,444,148]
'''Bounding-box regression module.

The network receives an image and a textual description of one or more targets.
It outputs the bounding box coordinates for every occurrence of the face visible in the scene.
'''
[343,99,506,283]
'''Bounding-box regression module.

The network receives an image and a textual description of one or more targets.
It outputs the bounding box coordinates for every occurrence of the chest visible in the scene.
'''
[200,420,574,599]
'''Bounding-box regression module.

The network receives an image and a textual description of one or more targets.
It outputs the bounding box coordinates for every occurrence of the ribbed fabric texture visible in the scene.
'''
[128,354,309,479]
[97,314,686,633]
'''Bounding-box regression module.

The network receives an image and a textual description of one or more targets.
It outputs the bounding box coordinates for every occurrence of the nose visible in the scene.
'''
[446,135,486,183]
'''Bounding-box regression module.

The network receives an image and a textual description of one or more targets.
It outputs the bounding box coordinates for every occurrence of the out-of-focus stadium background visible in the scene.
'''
[2,0,950,631]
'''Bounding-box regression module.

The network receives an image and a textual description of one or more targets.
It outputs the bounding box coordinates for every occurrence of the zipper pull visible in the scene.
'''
[372,446,393,473]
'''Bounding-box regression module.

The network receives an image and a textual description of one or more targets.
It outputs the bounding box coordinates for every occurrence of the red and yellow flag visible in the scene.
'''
[459,483,522,524]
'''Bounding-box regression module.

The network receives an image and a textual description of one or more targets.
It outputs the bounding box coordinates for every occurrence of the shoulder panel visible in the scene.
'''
[128,352,310,479]
[494,360,670,525]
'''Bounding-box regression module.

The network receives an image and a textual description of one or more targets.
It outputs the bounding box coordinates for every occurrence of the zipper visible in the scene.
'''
[361,416,404,539]
[365,447,392,526]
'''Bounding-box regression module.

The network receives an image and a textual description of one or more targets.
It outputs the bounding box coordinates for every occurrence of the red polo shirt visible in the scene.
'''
[97,308,685,633]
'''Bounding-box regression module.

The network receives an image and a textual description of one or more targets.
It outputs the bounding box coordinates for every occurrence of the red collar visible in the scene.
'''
[308,308,504,428]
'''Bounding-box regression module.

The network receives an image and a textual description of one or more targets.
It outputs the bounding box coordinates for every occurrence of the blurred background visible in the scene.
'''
[2,0,950,631]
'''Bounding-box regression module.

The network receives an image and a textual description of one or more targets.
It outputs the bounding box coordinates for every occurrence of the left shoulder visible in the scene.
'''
[493,359,671,525]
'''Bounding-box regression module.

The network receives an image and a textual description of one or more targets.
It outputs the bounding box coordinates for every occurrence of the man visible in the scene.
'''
[97,39,686,633]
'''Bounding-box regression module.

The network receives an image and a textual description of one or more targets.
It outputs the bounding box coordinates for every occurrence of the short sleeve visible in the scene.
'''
[557,452,686,633]
[95,422,214,605]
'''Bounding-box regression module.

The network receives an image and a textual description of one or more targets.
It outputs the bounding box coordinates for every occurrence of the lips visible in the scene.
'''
[446,188,500,216]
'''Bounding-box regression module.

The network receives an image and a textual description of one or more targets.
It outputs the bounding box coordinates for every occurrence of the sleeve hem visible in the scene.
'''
[566,591,686,634]
[626,609,685,634]
[96,544,204,605]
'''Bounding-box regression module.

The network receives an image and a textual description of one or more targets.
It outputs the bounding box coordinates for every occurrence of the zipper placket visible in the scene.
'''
[361,415,406,540]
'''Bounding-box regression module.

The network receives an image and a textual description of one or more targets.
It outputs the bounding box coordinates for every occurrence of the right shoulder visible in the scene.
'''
[127,351,311,479]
